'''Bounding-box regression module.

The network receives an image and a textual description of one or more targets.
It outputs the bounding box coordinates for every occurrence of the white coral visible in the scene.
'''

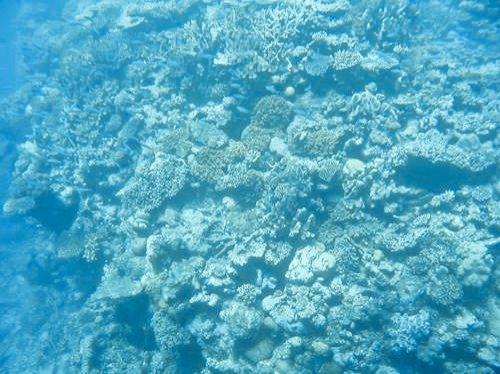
[457,242,493,288]
[285,242,336,283]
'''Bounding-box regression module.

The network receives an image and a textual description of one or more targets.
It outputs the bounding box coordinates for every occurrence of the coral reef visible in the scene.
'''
[0,0,498,373]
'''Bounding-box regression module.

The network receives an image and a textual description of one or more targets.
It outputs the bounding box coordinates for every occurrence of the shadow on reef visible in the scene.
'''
[28,191,79,234]
[25,252,102,299]
[395,156,496,193]
[115,293,157,351]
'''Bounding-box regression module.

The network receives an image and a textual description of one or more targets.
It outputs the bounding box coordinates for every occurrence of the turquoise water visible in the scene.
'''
[0,1,498,373]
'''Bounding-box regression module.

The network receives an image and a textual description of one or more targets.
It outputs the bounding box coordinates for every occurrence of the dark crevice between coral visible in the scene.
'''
[225,114,250,141]
[392,356,444,374]
[366,202,400,223]
[176,341,206,373]
[28,190,79,234]
[394,157,496,193]
[115,293,157,351]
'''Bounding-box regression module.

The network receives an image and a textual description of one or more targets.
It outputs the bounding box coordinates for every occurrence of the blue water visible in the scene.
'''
[0,1,498,373]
